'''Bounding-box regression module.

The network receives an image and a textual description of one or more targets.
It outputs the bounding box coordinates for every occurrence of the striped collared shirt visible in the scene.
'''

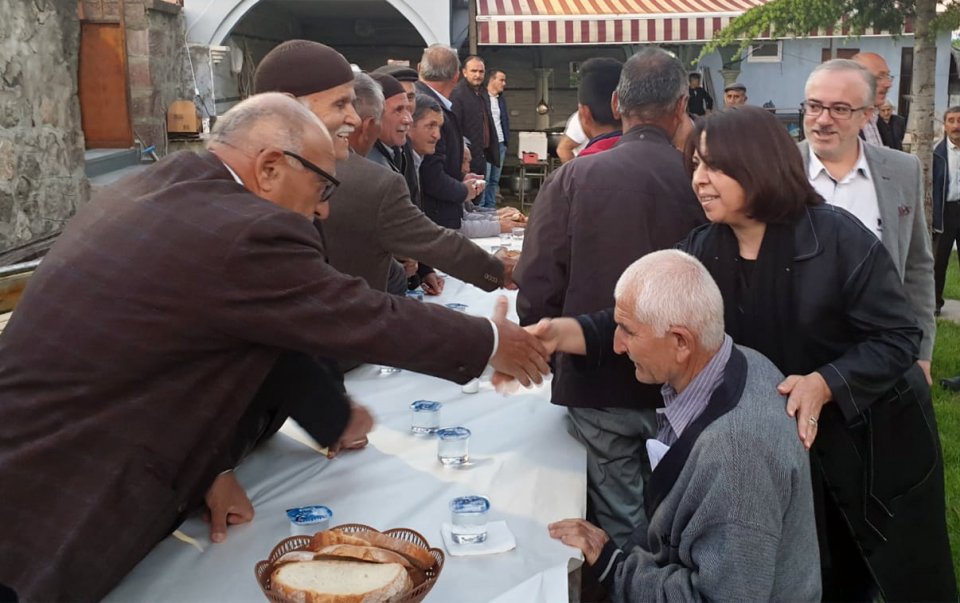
[656,335,734,445]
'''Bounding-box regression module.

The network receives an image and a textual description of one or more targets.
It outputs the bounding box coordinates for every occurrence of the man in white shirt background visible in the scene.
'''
[483,68,509,208]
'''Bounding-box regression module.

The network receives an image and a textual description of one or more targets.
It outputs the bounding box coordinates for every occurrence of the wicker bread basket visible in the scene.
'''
[255,524,444,603]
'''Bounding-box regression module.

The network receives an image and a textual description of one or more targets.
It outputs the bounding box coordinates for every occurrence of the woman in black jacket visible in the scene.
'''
[676,106,954,601]
[523,106,955,601]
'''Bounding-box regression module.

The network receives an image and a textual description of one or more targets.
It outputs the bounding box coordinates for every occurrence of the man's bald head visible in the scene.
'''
[208,92,328,154]
[208,93,338,220]
[853,52,893,106]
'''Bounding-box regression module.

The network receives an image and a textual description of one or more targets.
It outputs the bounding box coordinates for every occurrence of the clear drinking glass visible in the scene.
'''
[511,226,525,241]
[410,400,442,436]
[449,495,490,544]
[437,427,471,466]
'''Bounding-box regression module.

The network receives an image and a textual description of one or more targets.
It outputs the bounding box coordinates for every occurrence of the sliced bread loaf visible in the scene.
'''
[271,559,412,603]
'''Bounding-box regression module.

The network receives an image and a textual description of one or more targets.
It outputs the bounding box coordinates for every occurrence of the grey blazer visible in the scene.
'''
[799,141,936,359]
[323,151,504,292]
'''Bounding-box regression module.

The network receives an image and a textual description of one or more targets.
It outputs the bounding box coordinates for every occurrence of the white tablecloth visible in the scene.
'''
[105,269,586,603]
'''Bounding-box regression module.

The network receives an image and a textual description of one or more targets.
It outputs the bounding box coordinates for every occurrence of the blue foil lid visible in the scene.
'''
[444,303,468,312]
[450,495,491,514]
[286,505,333,525]
[436,426,471,439]
[410,400,442,411]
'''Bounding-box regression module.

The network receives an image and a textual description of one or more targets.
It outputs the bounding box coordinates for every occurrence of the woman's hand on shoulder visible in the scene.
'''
[778,372,831,450]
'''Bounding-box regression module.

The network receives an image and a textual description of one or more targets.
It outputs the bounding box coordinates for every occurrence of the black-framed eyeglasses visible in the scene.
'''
[282,150,340,201]
[801,100,868,120]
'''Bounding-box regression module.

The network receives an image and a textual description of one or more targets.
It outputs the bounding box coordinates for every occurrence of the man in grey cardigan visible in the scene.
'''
[540,250,821,601]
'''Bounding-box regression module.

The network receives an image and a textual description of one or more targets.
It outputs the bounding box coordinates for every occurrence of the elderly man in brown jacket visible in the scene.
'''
[0,90,548,602]
[515,48,706,547]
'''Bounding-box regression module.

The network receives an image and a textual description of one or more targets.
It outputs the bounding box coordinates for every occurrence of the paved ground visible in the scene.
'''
[941,299,960,323]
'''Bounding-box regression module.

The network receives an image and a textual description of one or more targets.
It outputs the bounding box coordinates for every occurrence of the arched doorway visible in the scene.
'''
[185,0,444,115]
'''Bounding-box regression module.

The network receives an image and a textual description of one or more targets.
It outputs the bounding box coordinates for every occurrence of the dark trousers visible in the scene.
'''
[228,351,351,467]
[934,202,960,310]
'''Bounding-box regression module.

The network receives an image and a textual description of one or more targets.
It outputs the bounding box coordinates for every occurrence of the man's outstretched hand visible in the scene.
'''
[204,470,255,543]
[489,295,551,387]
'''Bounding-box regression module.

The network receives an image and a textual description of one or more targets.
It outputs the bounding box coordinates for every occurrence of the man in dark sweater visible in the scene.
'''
[515,48,706,546]
[541,250,821,601]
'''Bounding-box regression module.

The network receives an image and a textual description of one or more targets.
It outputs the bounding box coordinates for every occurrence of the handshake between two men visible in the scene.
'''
[205,296,551,545]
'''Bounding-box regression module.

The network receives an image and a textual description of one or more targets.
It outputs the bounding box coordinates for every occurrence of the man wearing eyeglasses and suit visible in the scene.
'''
[798,59,934,385]
[797,58,943,600]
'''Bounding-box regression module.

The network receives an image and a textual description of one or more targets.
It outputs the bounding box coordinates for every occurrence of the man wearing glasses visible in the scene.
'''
[798,59,935,393]
[0,90,552,602]
[853,52,896,147]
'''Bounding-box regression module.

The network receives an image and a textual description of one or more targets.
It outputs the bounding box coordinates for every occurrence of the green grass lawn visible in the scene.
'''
[936,258,960,577]
[933,320,960,578]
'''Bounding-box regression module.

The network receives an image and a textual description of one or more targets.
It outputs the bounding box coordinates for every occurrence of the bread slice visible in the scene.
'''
[348,530,435,571]
[271,560,412,603]
[314,544,412,569]
[309,531,373,551]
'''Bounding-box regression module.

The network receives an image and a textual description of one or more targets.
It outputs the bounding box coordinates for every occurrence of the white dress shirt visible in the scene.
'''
[808,142,882,239]
[948,138,960,202]
[489,93,504,144]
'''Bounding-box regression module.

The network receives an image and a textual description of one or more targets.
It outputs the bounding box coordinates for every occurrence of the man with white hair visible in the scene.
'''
[539,250,821,602]
[798,58,935,384]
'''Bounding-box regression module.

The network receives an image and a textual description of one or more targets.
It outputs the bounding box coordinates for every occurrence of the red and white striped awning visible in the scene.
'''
[476,0,911,45]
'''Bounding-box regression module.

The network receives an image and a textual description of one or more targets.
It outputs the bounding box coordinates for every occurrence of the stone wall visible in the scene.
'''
[0,0,88,253]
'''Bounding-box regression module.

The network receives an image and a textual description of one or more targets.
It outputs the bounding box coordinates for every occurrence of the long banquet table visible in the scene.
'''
[105,243,588,603]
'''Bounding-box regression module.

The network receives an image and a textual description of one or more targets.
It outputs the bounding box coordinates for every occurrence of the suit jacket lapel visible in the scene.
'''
[864,145,899,255]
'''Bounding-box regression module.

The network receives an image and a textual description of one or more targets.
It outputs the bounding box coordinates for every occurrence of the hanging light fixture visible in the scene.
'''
[536,97,550,115]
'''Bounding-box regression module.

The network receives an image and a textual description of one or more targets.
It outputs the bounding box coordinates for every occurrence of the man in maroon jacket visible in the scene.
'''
[515,48,706,547]
[0,92,548,602]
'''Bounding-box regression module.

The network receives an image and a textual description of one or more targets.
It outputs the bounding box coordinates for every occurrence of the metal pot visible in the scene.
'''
[510,175,533,193]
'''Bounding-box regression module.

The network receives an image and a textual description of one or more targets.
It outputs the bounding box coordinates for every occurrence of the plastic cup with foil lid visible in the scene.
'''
[437,426,471,466]
[286,504,333,536]
[410,400,442,436]
[449,495,490,544]
[444,303,468,313]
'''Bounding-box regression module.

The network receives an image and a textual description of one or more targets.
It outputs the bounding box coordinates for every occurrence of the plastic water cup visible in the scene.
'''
[450,496,490,544]
[511,227,525,241]
[499,232,512,246]
[437,427,471,466]
[410,400,442,436]
[286,505,332,536]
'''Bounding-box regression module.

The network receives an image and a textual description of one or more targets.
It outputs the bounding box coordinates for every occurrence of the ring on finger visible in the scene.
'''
[808,416,818,426]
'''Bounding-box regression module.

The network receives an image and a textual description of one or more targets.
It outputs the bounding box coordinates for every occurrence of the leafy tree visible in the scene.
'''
[700,0,960,222]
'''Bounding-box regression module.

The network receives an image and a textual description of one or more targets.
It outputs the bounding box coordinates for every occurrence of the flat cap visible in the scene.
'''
[254,40,354,97]
[370,72,406,99]
[373,64,419,82]
[724,82,747,92]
